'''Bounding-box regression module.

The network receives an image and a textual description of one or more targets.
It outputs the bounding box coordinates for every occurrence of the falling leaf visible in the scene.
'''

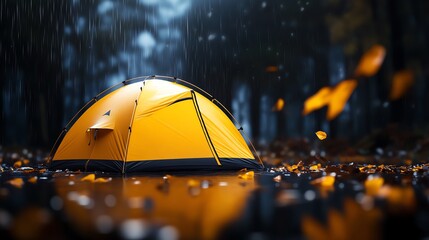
[389,70,414,100]
[272,98,285,111]
[354,44,386,77]
[364,175,384,196]
[315,131,327,140]
[81,174,95,182]
[273,175,282,182]
[302,87,332,115]
[265,66,278,72]
[238,171,254,180]
[327,79,357,120]
[28,176,38,184]
[8,178,24,188]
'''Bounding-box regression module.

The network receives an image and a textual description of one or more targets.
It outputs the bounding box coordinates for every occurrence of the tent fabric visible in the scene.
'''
[50,78,263,173]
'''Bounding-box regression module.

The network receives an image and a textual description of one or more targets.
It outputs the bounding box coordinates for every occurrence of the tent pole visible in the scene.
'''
[122,79,147,174]
[191,90,221,166]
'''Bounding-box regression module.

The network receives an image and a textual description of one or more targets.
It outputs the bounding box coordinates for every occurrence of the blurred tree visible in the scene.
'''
[0,0,66,147]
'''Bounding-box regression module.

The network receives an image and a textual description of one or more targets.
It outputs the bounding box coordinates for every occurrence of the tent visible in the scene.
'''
[49,76,263,173]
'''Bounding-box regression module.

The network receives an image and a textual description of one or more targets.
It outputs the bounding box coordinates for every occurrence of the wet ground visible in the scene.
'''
[1,139,429,240]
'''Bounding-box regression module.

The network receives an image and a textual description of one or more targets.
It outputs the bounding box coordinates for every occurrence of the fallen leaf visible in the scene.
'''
[8,178,24,188]
[272,98,285,111]
[354,44,386,77]
[302,87,332,115]
[238,171,254,180]
[23,159,30,165]
[81,174,95,182]
[389,69,414,100]
[309,164,321,171]
[273,175,282,182]
[315,131,327,140]
[327,79,357,120]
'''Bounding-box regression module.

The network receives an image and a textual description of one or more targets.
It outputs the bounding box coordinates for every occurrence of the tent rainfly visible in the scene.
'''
[49,76,263,173]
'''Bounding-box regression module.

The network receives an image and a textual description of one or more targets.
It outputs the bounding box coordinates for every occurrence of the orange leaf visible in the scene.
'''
[354,44,386,77]
[389,70,414,100]
[315,131,327,140]
[302,87,332,115]
[8,178,24,188]
[81,174,95,182]
[327,79,357,120]
[272,98,285,111]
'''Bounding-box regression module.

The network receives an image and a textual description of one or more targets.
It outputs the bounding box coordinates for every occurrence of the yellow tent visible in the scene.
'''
[49,76,263,173]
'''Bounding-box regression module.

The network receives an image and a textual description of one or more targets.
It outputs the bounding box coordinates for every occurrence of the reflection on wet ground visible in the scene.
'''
[1,164,429,240]
[0,171,256,240]
[1,157,429,239]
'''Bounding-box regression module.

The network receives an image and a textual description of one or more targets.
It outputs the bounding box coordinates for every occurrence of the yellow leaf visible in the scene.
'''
[315,131,327,140]
[309,164,321,171]
[302,87,332,115]
[81,174,95,182]
[272,98,285,111]
[354,44,386,77]
[28,176,38,184]
[327,79,357,120]
[8,178,24,188]
[389,70,414,100]
[238,171,254,180]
